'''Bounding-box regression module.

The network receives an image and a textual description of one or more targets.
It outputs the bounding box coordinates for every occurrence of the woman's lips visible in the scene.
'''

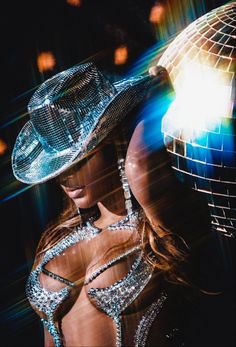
[62,185,85,199]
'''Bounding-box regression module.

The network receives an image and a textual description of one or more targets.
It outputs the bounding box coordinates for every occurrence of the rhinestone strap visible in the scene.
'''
[41,267,75,287]
[41,219,101,268]
[114,316,122,347]
[84,245,141,285]
[89,209,142,232]
[134,291,168,347]
[41,316,63,347]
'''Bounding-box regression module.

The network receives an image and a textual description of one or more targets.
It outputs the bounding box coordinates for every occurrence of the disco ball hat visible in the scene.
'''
[159,2,236,237]
[12,62,163,184]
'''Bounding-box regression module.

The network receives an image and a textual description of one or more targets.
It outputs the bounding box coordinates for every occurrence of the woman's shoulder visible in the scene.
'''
[31,226,86,278]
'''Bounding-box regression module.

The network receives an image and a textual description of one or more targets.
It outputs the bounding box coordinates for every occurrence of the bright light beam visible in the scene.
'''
[0,184,34,203]
[163,58,232,141]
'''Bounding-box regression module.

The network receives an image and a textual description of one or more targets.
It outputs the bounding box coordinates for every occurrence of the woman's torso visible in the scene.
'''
[27,212,184,347]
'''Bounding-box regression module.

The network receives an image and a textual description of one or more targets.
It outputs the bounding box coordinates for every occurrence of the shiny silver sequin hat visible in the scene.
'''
[12,62,163,184]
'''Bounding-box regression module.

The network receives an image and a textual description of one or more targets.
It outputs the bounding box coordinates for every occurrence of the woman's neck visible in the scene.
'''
[94,189,127,229]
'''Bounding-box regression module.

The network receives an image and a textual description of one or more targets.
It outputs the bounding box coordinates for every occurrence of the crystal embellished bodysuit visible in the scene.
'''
[26,212,172,347]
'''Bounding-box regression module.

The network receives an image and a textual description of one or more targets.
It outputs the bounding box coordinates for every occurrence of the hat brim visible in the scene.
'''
[12,74,153,184]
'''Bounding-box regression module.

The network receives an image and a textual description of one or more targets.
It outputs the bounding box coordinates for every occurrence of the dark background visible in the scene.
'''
[0,1,235,346]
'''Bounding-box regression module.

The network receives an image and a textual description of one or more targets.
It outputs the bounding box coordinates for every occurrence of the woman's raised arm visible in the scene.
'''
[125,68,211,245]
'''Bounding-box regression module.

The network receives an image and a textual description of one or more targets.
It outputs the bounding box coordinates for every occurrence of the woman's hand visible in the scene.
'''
[125,67,210,244]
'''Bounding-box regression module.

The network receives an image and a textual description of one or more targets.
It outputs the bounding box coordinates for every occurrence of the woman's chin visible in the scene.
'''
[73,196,94,209]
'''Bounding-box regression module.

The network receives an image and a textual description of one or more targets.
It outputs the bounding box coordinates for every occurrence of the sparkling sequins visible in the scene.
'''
[88,254,153,317]
[26,219,102,347]
[106,210,142,231]
[12,63,153,185]
[87,252,153,347]
[42,317,62,347]
[134,291,167,347]
[26,211,143,347]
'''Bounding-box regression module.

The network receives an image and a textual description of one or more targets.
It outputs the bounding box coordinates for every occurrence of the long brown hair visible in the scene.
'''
[35,199,190,287]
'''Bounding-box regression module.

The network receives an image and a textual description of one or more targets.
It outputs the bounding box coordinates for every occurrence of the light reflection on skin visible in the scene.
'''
[59,142,128,228]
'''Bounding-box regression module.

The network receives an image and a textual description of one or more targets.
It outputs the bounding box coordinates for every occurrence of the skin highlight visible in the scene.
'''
[59,143,128,229]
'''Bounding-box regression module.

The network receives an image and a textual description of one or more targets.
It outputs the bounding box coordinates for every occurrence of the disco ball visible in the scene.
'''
[159,2,236,237]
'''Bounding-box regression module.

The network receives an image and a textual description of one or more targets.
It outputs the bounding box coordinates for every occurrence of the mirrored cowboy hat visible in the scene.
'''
[12,62,166,184]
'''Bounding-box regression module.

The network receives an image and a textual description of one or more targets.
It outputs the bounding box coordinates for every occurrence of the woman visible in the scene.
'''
[12,62,210,347]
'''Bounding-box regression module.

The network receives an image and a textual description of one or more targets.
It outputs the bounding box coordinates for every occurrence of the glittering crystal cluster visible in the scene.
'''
[88,253,153,347]
[88,254,153,317]
[117,154,133,216]
[26,270,70,314]
[159,3,236,237]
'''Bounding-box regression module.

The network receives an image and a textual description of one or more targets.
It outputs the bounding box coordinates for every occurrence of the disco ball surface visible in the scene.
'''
[159,2,236,237]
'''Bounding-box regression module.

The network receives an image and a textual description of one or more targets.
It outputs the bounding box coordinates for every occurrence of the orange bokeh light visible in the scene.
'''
[66,0,82,7]
[0,139,8,156]
[114,46,128,65]
[37,51,56,73]
[149,3,165,24]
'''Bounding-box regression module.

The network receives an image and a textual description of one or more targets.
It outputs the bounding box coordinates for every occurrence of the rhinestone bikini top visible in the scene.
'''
[26,211,168,347]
